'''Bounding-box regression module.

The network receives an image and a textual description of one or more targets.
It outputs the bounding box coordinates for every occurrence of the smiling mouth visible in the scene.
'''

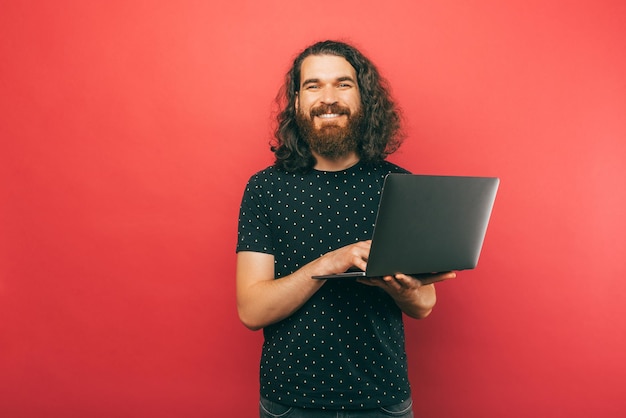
[316,113,343,119]
[311,104,350,120]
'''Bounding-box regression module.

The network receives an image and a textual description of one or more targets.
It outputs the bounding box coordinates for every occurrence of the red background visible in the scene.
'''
[1,1,625,417]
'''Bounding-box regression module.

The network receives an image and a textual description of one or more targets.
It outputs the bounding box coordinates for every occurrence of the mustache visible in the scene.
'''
[310,103,351,117]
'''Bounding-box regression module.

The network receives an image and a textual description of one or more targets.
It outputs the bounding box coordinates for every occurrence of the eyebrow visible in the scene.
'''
[301,76,357,87]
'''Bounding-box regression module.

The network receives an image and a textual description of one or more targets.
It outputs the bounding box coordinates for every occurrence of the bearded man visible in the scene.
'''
[236,40,454,418]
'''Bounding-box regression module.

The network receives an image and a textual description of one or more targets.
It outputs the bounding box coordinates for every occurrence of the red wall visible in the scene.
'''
[1,1,625,417]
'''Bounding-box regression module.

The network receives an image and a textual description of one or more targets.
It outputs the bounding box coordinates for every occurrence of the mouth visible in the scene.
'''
[316,113,343,119]
[311,104,350,120]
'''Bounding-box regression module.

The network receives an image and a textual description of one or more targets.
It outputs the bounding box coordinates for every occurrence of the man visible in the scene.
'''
[236,40,455,417]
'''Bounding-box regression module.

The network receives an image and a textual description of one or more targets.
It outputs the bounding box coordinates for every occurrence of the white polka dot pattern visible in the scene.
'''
[237,161,412,410]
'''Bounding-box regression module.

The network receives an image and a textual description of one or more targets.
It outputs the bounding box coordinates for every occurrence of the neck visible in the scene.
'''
[312,151,360,172]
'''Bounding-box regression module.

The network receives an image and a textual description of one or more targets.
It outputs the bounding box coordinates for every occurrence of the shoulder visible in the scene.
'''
[381,160,411,174]
[243,165,313,200]
[364,160,411,176]
[246,165,279,183]
[243,166,286,189]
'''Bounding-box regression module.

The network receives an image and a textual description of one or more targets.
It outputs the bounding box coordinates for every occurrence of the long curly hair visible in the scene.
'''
[271,40,405,173]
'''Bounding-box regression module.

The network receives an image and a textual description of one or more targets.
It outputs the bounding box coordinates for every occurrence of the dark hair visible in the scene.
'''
[271,40,405,173]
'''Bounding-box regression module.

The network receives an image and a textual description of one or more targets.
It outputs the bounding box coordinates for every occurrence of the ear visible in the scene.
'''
[294,91,299,113]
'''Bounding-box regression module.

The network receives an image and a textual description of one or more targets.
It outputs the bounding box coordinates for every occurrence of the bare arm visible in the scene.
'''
[236,241,372,330]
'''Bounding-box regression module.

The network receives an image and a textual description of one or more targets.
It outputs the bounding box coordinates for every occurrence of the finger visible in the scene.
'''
[391,274,420,289]
[381,275,404,291]
[414,271,457,285]
[356,278,384,287]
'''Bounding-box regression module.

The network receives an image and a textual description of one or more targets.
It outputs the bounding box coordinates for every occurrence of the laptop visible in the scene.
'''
[312,174,499,281]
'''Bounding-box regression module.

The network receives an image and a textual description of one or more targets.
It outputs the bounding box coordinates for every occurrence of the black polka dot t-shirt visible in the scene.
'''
[237,161,412,410]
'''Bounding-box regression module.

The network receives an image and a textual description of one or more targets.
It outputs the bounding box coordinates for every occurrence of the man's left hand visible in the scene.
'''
[357,272,456,319]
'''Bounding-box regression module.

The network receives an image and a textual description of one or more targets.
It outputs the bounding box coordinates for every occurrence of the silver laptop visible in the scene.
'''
[312,174,499,281]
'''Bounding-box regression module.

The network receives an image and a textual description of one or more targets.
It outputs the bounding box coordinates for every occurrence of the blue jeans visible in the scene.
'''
[259,397,413,418]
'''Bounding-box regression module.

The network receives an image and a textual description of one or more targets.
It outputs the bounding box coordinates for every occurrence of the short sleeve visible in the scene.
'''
[236,173,274,255]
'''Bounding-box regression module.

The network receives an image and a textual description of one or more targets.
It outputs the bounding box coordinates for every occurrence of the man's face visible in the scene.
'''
[295,54,363,159]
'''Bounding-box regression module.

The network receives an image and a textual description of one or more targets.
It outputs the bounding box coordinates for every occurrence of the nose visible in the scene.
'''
[320,86,338,105]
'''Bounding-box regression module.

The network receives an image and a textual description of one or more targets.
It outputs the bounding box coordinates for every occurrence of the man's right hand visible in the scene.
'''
[319,240,371,275]
[236,240,373,330]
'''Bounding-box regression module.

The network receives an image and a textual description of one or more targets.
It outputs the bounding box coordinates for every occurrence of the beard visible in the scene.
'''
[296,103,363,160]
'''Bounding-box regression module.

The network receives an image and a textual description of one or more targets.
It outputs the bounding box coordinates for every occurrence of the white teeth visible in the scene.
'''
[318,113,340,118]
